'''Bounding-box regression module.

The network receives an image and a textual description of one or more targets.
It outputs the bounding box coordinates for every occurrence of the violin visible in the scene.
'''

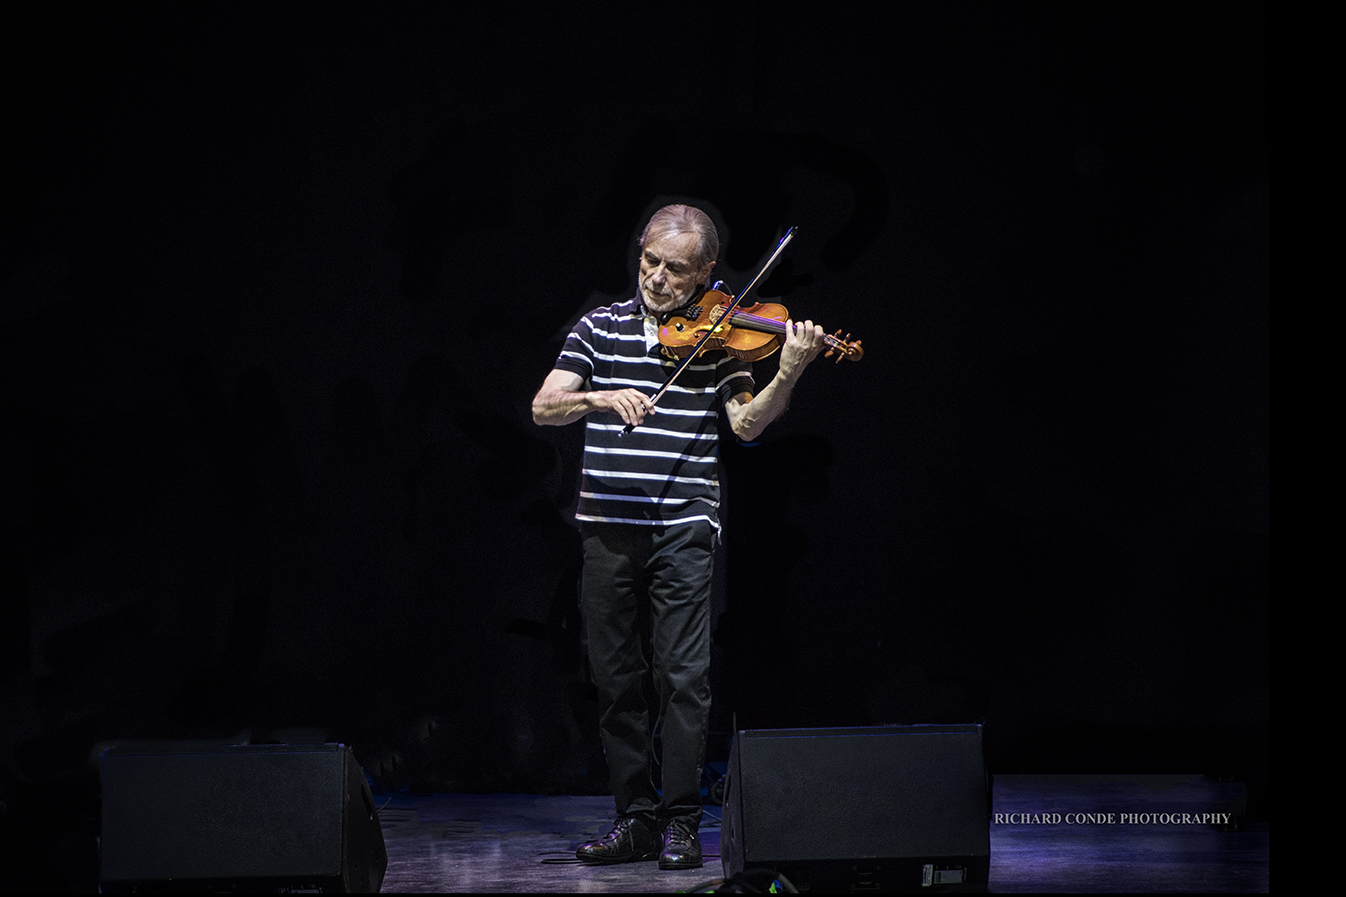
[621,226,861,436]
[657,289,864,364]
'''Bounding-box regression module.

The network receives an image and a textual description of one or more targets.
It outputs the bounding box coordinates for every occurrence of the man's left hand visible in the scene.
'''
[778,319,826,381]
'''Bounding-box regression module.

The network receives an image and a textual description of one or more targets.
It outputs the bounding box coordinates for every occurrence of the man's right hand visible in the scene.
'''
[590,388,656,427]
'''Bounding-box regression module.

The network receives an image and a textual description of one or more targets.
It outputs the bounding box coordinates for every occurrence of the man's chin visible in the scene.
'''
[642,291,682,314]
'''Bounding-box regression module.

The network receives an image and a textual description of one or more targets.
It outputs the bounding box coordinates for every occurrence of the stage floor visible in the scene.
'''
[373,774,1268,893]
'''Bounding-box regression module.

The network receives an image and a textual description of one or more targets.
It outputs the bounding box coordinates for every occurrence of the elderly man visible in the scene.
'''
[532,203,824,870]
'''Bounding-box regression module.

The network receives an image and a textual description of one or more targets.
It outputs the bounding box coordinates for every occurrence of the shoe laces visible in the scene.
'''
[664,821,696,847]
[610,817,644,838]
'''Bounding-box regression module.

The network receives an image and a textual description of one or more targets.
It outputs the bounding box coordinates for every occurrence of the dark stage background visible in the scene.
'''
[2,3,1266,890]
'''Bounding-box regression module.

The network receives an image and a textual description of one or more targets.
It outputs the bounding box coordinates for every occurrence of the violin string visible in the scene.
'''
[724,310,785,331]
[691,306,852,353]
[726,310,848,347]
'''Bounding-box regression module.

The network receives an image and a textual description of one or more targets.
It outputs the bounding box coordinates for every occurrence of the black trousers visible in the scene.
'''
[580,520,715,830]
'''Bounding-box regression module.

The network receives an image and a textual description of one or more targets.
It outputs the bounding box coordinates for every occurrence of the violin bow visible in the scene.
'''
[621,227,796,437]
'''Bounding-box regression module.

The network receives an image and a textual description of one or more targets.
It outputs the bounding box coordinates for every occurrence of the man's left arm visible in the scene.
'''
[724,318,827,442]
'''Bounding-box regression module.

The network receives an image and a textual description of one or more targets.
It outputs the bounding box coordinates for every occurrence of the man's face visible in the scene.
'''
[638,230,714,314]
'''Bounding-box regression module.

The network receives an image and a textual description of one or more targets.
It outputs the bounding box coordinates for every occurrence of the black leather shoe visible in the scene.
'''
[575,817,658,864]
[658,820,702,870]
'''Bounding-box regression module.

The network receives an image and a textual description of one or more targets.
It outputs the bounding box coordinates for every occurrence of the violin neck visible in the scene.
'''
[727,310,847,349]
[725,310,787,336]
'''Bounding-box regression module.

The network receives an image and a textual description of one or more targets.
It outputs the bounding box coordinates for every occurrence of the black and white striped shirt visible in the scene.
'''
[554,296,755,531]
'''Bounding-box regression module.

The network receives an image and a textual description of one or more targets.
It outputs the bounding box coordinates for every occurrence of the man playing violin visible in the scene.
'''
[532,204,825,870]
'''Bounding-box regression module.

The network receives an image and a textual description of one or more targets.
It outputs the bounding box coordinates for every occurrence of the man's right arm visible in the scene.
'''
[531,369,656,427]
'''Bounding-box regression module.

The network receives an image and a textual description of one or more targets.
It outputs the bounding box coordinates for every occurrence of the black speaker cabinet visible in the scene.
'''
[722,725,989,892]
[99,743,387,893]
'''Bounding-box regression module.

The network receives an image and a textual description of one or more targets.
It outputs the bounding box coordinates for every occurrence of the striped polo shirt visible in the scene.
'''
[554,296,755,530]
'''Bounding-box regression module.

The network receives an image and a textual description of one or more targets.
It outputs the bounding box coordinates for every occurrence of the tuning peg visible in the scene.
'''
[829,330,848,362]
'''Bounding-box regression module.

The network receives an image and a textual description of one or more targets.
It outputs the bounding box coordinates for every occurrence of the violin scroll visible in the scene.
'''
[824,329,863,362]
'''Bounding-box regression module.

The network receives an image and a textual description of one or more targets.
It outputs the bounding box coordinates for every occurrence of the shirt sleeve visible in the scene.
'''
[553,316,596,381]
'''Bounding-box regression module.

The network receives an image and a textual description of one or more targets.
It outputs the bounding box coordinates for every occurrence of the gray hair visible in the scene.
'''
[638,204,720,271]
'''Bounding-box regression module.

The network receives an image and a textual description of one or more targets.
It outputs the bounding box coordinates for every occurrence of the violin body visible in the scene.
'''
[657,289,863,363]
[658,290,788,362]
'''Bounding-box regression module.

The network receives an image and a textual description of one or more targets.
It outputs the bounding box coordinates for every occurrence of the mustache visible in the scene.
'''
[642,285,676,302]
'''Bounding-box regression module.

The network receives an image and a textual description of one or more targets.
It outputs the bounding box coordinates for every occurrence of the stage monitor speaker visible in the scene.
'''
[99,742,387,893]
[722,724,989,893]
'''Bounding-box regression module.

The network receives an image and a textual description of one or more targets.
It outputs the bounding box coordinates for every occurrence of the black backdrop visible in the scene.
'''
[2,3,1267,889]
